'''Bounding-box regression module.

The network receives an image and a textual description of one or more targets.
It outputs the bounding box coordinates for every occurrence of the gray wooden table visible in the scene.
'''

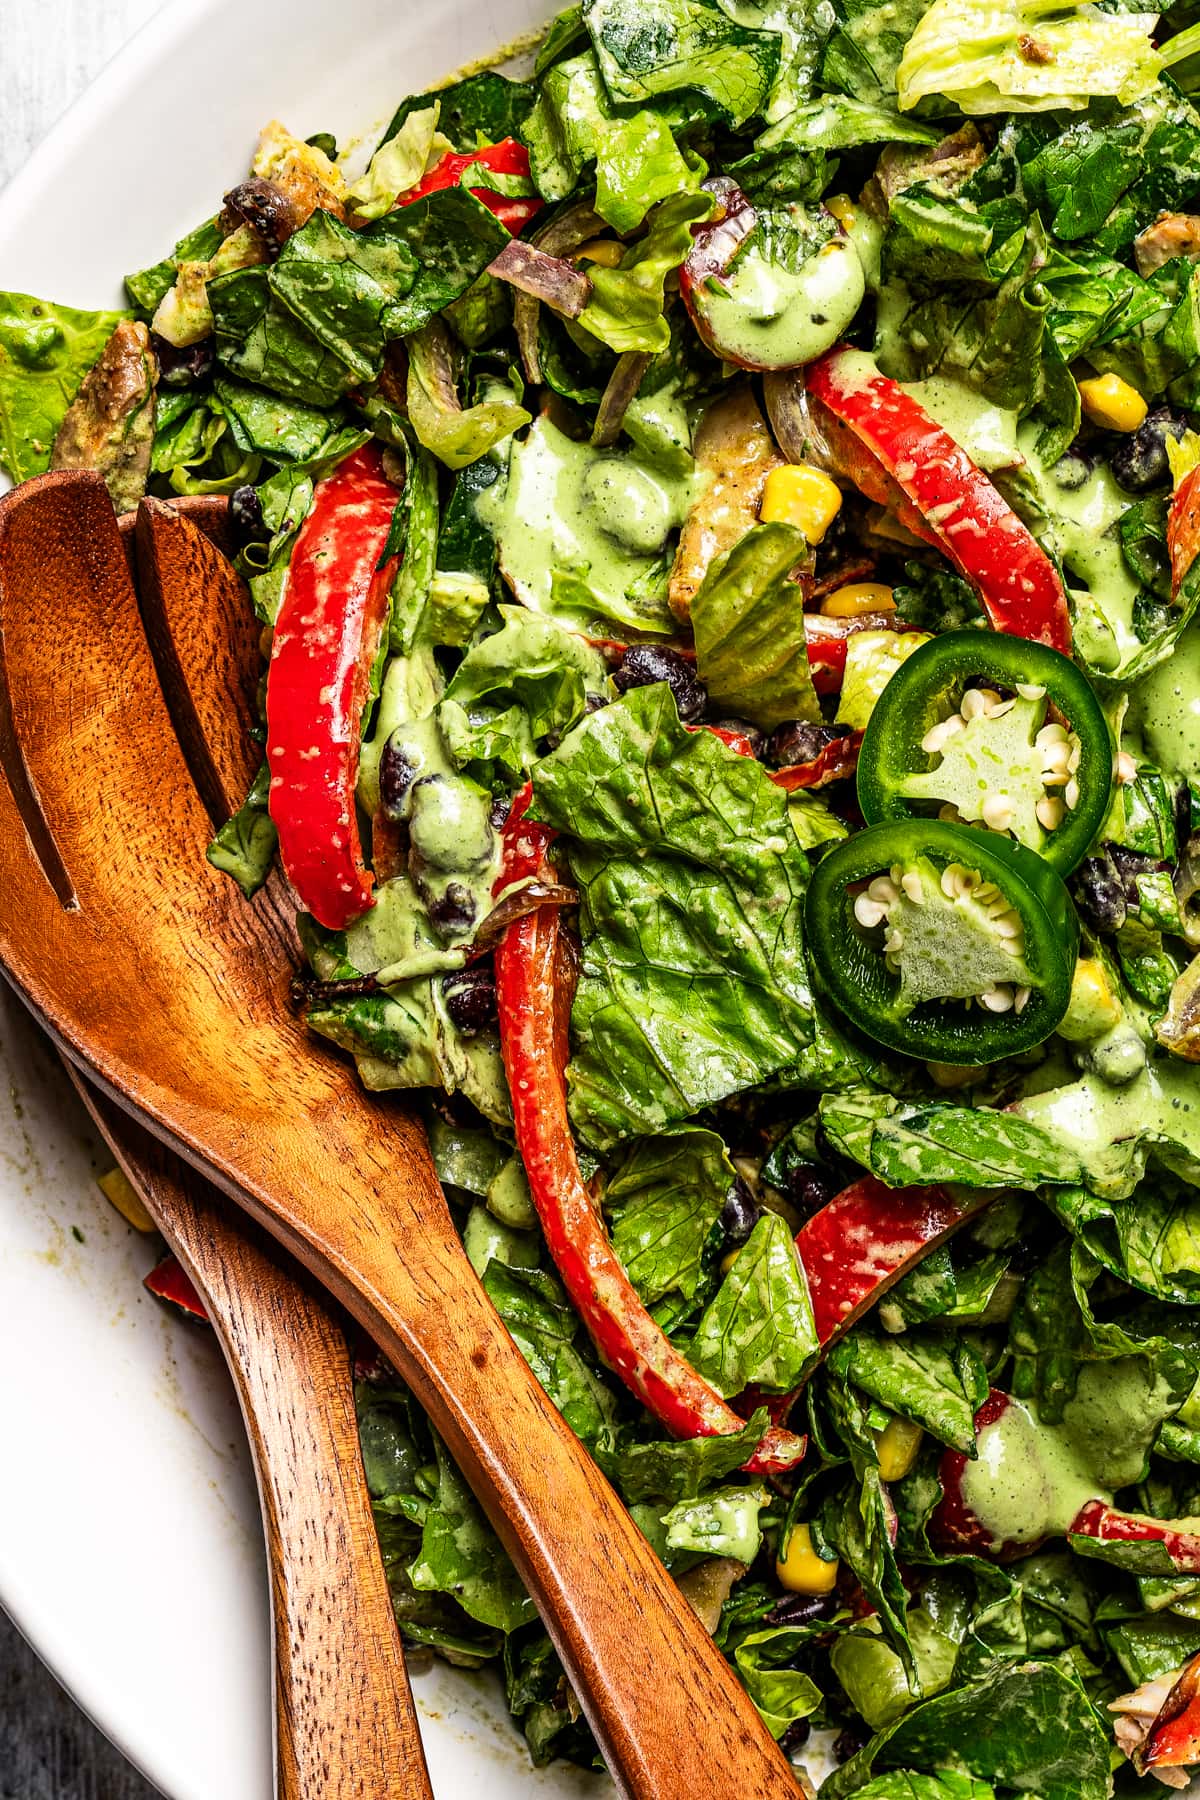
[2,14,170,1793]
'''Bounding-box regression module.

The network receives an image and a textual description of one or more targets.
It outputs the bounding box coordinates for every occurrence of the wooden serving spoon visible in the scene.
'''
[0,471,800,1800]
[69,1067,433,1800]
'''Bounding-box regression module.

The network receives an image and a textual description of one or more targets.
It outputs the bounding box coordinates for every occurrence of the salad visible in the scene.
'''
[9,0,1200,1790]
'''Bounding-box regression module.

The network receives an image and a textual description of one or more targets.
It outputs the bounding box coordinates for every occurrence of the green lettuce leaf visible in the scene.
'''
[594,109,705,233]
[522,51,620,200]
[831,1611,961,1732]
[822,1658,1111,1800]
[1047,1173,1200,1303]
[406,327,530,471]
[662,1481,767,1561]
[690,522,821,731]
[852,1776,995,1799]
[896,0,1164,115]
[603,1126,733,1307]
[731,1626,822,1737]
[584,0,781,125]
[345,106,442,223]
[820,0,933,105]
[384,72,535,152]
[578,191,715,354]
[530,684,815,1147]
[206,761,278,898]
[1013,1056,1200,1199]
[690,1212,818,1395]
[0,292,130,482]
[820,1092,1084,1188]
[597,1406,775,1502]
[408,1435,536,1632]
[480,1252,618,1447]
[826,1330,988,1453]
[125,215,224,318]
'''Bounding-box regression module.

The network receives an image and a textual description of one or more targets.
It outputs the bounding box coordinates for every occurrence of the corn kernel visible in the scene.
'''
[720,1246,742,1275]
[875,1415,924,1482]
[1058,957,1122,1042]
[820,582,896,618]
[574,238,625,268]
[761,464,843,543]
[825,194,857,231]
[776,1523,839,1595]
[98,1165,156,1233]
[1077,373,1148,434]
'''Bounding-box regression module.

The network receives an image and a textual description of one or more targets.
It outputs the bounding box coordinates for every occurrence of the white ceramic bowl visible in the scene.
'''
[0,2,599,1793]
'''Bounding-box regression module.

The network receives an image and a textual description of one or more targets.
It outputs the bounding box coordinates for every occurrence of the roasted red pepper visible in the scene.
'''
[773,731,863,792]
[397,138,543,233]
[1143,1656,1200,1771]
[144,1253,208,1324]
[796,1177,989,1346]
[808,348,1072,654]
[266,443,400,931]
[493,809,806,1475]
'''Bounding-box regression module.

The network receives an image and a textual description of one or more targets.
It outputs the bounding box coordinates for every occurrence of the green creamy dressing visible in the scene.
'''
[1015,1056,1200,1194]
[959,1397,1107,1553]
[476,417,698,635]
[701,237,865,369]
[1127,622,1200,777]
[902,377,1022,473]
[1012,423,1143,671]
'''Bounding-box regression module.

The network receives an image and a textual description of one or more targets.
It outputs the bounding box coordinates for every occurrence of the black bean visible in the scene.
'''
[229,484,267,552]
[720,1176,762,1246]
[1050,448,1093,492]
[768,720,848,768]
[428,883,477,933]
[1111,405,1189,495]
[782,1161,838,1220]
[709,717,766,756]
[442,966,497,1035]
[766,1591,837,1627]
[778,1719,813,1757]
[612,645,707,721]
[489,794,513,831]
[1110,843,1162,901]
[151,333,215,388]
[833,1727,868,1765]
[584,690,610,714]
[222,177,294,256]
[1074,851,1127,934]
[1176,781,1196,855]
[379,740,419,819]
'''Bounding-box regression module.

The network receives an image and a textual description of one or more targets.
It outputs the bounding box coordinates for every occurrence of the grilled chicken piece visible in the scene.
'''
[1112,1654,1200,1787]
[1135,212,1200,276]
[250,120,347,240]
[669,385,782,621]
[866,125,985,211]
[51,320,157,513]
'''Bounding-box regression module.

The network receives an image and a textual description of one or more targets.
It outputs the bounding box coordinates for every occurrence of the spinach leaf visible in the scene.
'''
[822,1659,1111,1800]
[125,215,224,318]
[578,190,715,354]
[1048,1173,1200,1303]
[596,1406,774,1501]
[270,194,510,381]
[206,761,278,898]
[819,0,934,106]
[384,72,535,151]
[603,1126,733,1307]
[826,1330,988,1454]
[406,326,530,470]
[480,1254,618,1447]
[819,1093,1084,1188]
[0,292,130,482]
[584,0,781,126]
[209,265,358,408]
[530,684,814,1147]
[408,1434,537,1631]
[853,1777,995,1799]
[690,1213,818,1395]
[212,375,342,463]
[690,522,821,730]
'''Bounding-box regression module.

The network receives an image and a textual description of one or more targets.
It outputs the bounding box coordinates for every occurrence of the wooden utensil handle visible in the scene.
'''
[74,1078,434,1800]
[359,1233,799,1800]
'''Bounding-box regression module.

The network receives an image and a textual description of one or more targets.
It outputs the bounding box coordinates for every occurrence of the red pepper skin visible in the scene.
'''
[266,444,399,931]
[1144,1656,1200,1769]
[929,1390,1016,1557]
[1169,467,1200,596]
[773,731,863,791]
[144,1253,209,1324]
[796,1176,987,1347]
[1070,1499,1200,1572]
[494,852,806,1475]
[808,349,1072,654]
[397,139,544,233]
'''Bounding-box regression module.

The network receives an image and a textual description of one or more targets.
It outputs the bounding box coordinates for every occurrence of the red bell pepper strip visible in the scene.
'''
[396,138,544,234]
[266,443,400,931]
[144,1253,209,1323]
[807,348,1072,654]
[773,731,863,792]
[493,810,806,1475]
[1071,1499,1200,1571]
[1169,466,1200,596]
[1143,1656,1200,1771]
[796,1177,990,1347]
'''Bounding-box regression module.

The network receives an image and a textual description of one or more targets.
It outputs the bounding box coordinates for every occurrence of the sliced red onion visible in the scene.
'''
[488,238,593,319]
[591,351,653,447]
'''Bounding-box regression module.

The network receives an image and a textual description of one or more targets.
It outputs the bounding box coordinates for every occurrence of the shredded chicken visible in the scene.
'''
[669,385,782,621]
[51,319,157,513]
[251,120,347,239]
[866,125,986,214]
[1135,212,1200,277]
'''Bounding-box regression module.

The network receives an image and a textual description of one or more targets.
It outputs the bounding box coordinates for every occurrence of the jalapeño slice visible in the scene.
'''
[856,632,1114,874]
[806,819,1078,1064]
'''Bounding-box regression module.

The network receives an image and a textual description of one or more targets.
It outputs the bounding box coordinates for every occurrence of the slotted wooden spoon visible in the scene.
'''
[0,471,800,1800]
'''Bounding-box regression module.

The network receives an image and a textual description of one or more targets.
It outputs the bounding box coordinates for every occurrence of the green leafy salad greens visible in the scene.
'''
[16,0,1200,1789]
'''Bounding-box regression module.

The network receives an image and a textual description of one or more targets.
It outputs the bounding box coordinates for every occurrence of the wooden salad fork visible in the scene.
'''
[0,471,801,1800]
[69,1066,433,1800]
